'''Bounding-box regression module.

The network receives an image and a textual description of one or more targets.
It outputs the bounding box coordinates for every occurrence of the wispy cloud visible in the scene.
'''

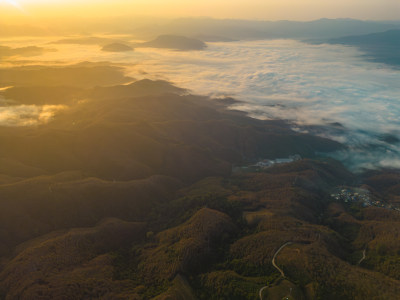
[0,104,66,126]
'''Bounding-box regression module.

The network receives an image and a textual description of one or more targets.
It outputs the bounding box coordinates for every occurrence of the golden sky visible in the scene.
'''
[1,0,399,21]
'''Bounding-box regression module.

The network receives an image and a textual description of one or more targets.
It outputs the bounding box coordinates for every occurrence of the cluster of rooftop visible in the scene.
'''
[331,187,400,212]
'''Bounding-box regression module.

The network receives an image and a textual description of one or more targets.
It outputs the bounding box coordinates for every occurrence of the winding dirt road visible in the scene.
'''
[272,242,292,278]
[358,248,366,265]
[259,241,293,300]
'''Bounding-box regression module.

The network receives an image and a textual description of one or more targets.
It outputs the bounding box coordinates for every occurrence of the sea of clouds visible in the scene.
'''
[126,40,400,171]
[1,38,400,171]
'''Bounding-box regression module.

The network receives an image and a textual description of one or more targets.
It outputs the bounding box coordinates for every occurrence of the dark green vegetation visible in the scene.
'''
[0,77,399,299]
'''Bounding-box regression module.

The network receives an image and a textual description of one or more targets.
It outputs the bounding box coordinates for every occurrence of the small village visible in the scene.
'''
[331,187,400,212]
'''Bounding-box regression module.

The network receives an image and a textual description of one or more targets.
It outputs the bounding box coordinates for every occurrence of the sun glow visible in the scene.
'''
[3,0,22,9]
[1,0,28,15]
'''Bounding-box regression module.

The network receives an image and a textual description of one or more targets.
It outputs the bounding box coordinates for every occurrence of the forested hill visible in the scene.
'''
[0,80,399,299]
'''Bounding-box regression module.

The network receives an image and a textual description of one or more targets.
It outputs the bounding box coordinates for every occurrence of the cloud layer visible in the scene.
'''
[2,38,400,171]
[127,40,400,171]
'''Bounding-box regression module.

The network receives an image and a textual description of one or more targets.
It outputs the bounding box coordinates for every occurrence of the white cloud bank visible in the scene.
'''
[125,40,400,171]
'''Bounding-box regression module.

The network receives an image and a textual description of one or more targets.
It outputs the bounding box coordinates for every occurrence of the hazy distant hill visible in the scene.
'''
[134,35,207,50]
[193,34,237,42]
[131,18,400,40]
[329,29,400,46]
[2,18,399,40]
[326,29,400,67]
[0,45,53,58]
[51,36,119,46]
[101,42,133,52]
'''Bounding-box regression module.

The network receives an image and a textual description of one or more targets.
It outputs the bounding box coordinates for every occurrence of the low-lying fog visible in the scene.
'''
[1,37,400,171]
